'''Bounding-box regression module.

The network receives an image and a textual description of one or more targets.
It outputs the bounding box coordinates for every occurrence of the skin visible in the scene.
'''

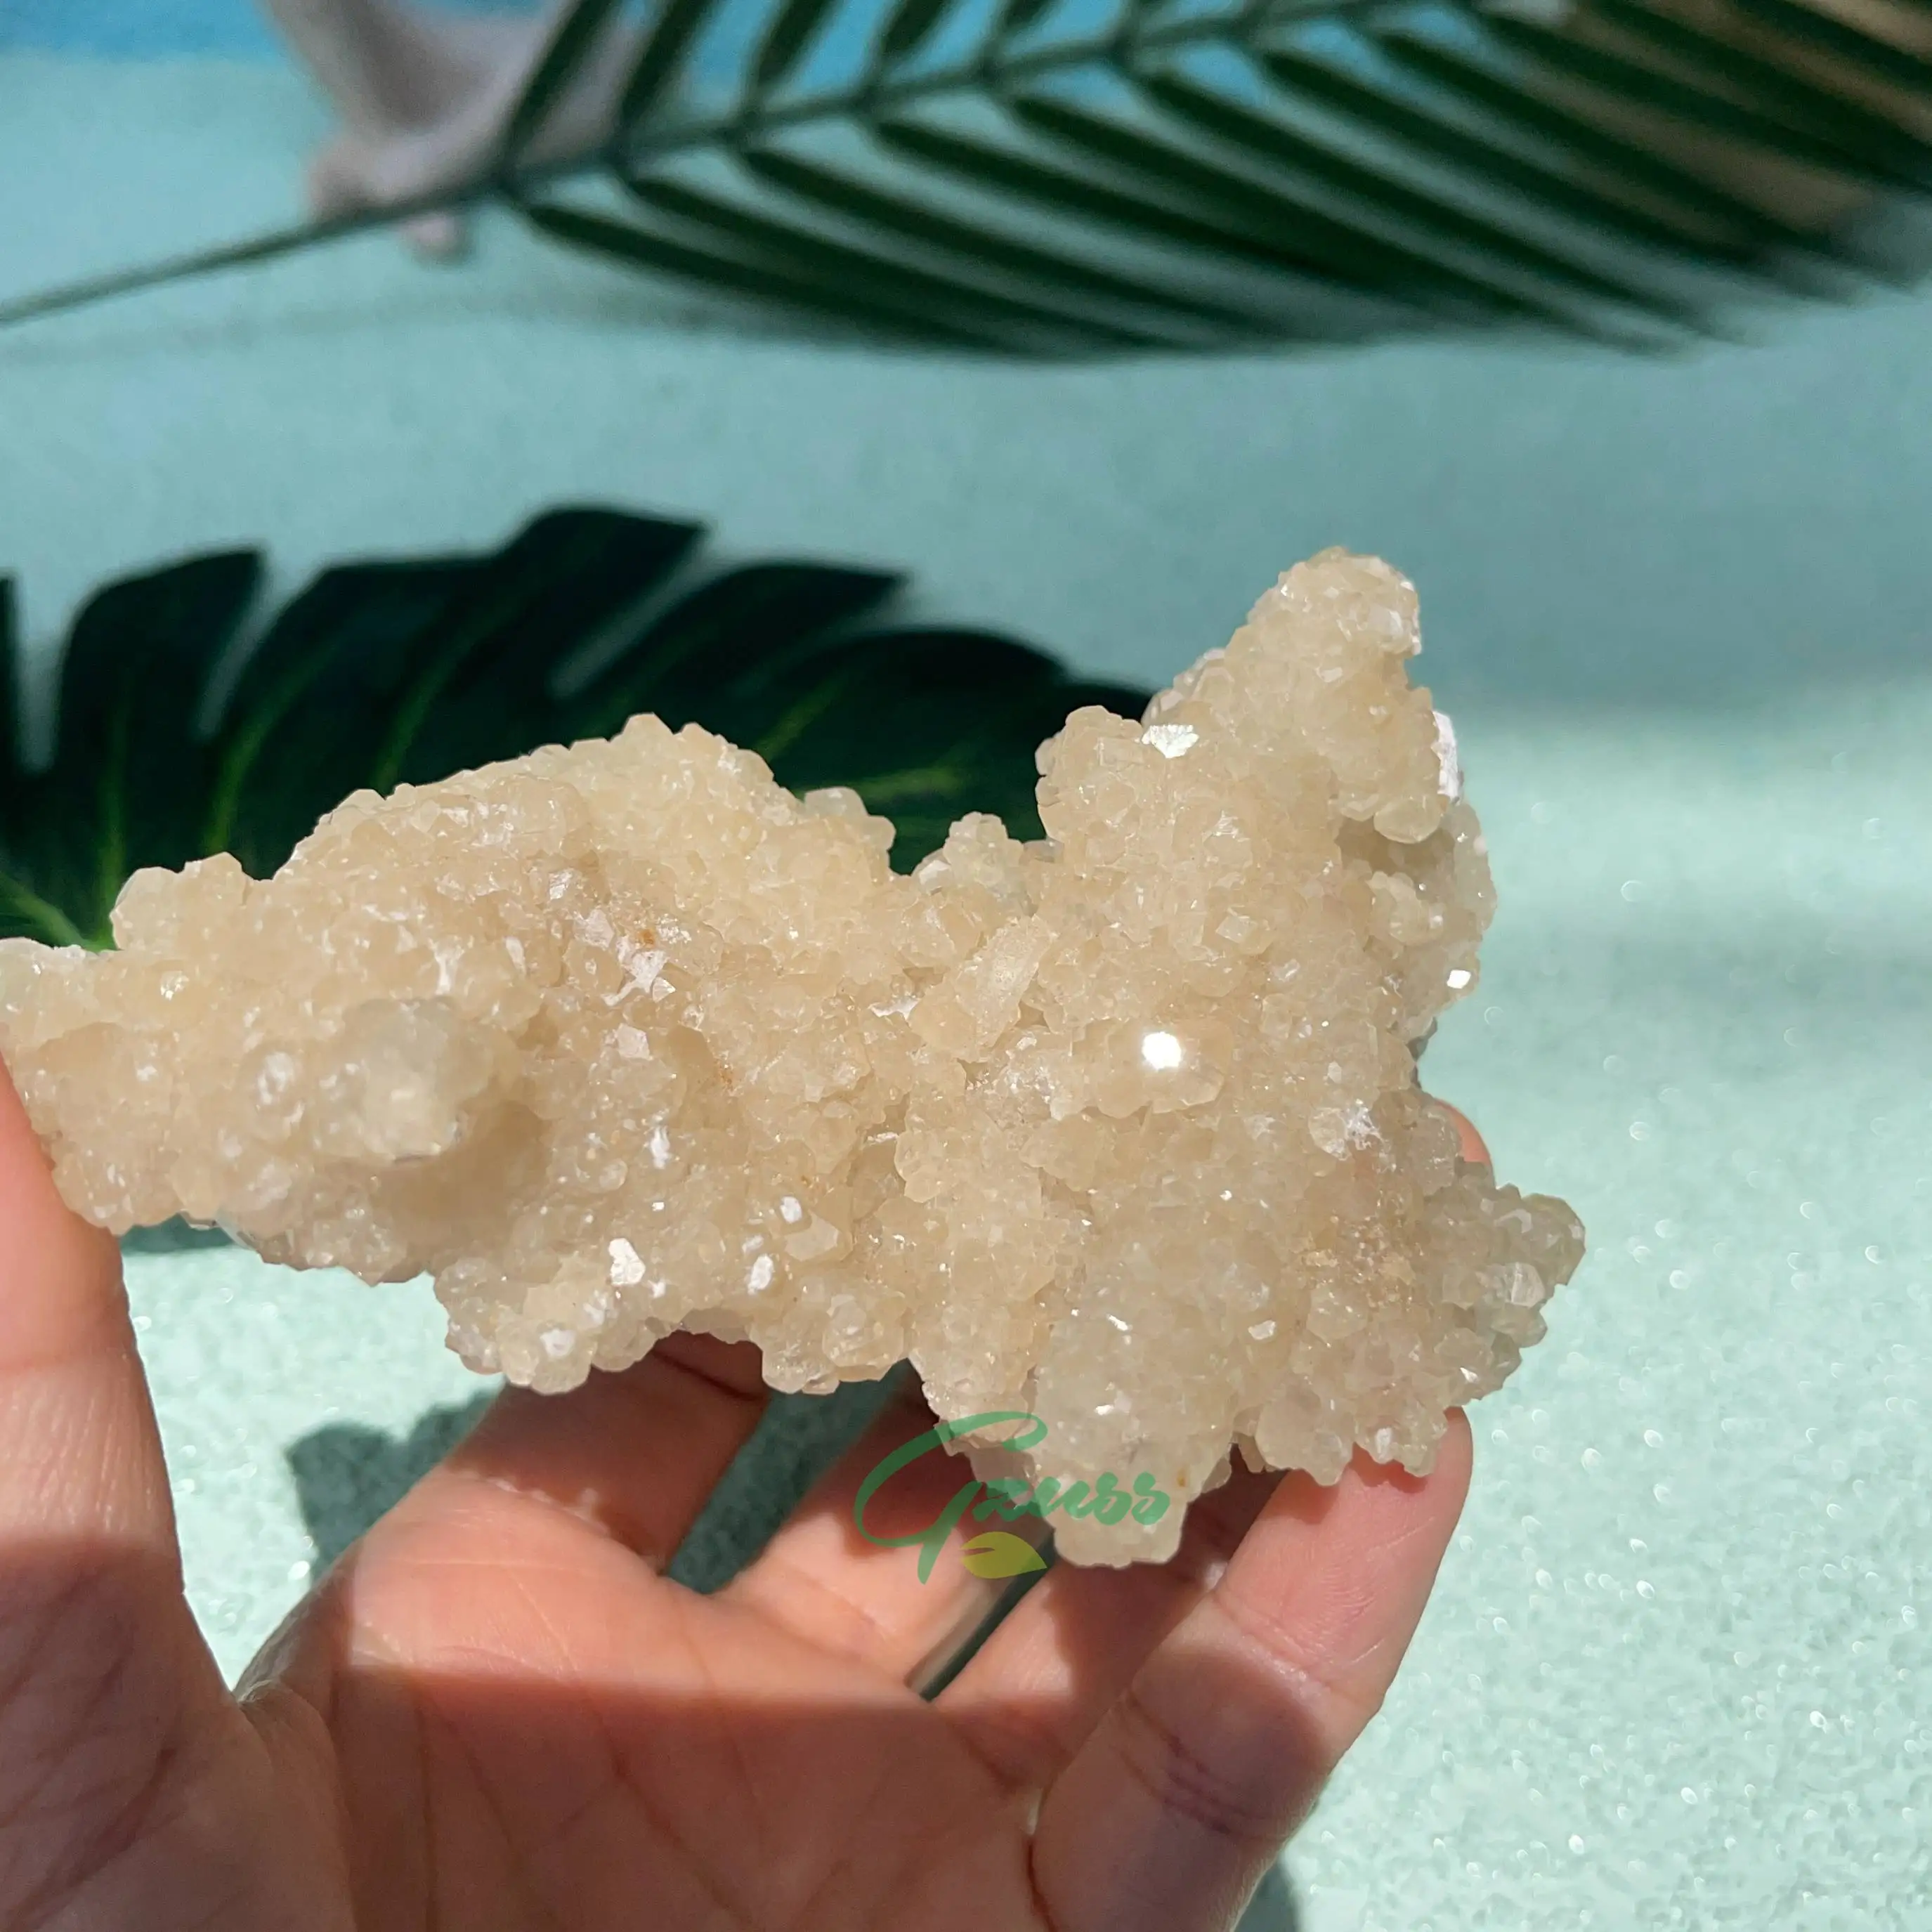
[0,1057,1484,1932]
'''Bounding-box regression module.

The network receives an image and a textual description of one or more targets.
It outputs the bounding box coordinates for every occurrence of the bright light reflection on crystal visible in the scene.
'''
[0,547,1585,1569]
[1141,1029,1185,1071]
[1141,722,1199,759]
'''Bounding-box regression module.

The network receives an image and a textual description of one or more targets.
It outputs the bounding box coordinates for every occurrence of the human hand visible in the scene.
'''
[0,1058,1475,1932]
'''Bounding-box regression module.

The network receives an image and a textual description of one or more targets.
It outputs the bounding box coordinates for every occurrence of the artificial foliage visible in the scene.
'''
[0,509,1149,947]
[6,0,1931,347]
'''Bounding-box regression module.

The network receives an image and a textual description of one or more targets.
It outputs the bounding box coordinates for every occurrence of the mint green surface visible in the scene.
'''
[6,48,1930,1931]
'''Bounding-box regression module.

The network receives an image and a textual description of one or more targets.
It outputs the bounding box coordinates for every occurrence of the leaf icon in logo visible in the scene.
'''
[960,1532,1047,1580]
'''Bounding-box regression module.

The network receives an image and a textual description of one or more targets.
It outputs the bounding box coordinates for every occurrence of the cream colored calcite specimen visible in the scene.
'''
[0,551,1583,1565]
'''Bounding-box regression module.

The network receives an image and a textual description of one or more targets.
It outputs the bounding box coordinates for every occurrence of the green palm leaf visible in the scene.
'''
[1477,8,1925,191]
[501,0,637,166]
[1368,25,1825,256]
[0,509,1149,948]
[3,0,1930,344]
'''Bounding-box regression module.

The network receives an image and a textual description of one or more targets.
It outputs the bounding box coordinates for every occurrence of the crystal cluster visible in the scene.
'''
[0,551,1583,1564]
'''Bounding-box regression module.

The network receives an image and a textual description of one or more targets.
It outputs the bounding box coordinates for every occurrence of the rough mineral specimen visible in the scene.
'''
[0,551,1582,1564]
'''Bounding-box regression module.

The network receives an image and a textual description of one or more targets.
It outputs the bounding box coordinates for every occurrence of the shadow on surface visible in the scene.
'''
[1,1536,1312,1928]
[120,1218,231,1255]
[1238,1863,1302,1932]
[287,1393,493,1569]
[278,1366,1308,1924]
[282,1372,899,1583]
[667,1372,901,1592]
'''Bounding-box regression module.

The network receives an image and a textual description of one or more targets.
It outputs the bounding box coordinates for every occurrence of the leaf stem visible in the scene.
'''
[0,0,1357,330]
[0,872,94,950]
[852,761,968,803]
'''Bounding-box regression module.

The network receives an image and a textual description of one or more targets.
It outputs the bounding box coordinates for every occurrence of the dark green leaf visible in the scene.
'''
[208,509,703,878]
[0,512,1152,941]
[34,554,260,944]
[623,171,1168,350]
[875,0,957,68]
[1010,92,1572,325]
[0,877,83,948]
[758,626,1057,775]
[1727,0,1932,95]
[755,0,846,92]
[206,559,474,877]
[876,116,1401,330]
[745,625,1146,847]
[1587,0,1932,180]
[619,0,719,128]
[1482,10,1925,189]
[0,579,18,793]
[998,0,1057,39]
[1255,46,1761,268]
[525,194,1010,346]
[1139,66,1704,332]
[0,579,68,946]
[6,0,1932,344]
[500,0,631,168]
[742,145,1276,342]
[563,559,906,739]
[1376,28,1827,253]
[382,507,703,788]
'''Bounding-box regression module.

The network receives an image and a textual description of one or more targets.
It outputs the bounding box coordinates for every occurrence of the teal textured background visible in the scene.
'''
[3,32,1930,1931]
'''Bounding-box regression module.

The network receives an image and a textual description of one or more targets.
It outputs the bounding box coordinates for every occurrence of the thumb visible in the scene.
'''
[0,1052,225,1909]
[0,1050,174,1555]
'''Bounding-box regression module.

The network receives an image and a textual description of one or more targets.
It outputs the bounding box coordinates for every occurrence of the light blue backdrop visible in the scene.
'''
[1,18,1928,1931]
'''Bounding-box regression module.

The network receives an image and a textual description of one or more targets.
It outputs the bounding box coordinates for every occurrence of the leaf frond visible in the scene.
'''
[0,512,1148,943]
[3,0,1928,344]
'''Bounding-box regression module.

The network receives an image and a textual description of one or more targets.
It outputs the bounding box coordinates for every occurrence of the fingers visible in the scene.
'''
[0,1056,175,1558]
[719,1373,1029,1688]
[1030,1412,1472,1932]
[934,1462,1283,1787]
[0,1062,234,1917]
[1440,1101,1492,1166]
[718,1095,1492,1694]
[384,1099,1489,1678]
[400,1331,771,1572]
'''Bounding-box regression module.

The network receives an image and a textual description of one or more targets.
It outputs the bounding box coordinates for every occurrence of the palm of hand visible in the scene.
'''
[0,1069,1471,1932]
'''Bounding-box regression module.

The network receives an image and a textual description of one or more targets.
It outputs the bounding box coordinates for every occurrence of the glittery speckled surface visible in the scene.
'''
[8,34,1931,1925]
[1286,689,1932,1929]
[119,677,1932,1927]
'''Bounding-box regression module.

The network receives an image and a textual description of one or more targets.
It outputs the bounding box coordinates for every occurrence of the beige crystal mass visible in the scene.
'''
[0,550,1582,1564]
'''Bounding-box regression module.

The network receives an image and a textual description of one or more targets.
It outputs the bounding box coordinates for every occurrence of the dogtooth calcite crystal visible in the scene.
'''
[0,550,1584,1565]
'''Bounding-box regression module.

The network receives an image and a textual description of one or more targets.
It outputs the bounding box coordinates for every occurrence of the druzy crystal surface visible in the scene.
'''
[0,551,1582,1564]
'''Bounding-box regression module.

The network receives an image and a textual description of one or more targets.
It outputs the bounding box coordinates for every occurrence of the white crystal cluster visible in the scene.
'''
[0,551,1582,1564]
